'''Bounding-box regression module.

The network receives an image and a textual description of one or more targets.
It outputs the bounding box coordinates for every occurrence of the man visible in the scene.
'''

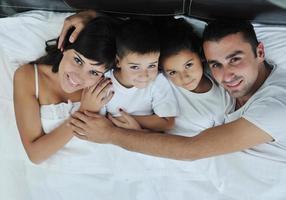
[70,19,286,198]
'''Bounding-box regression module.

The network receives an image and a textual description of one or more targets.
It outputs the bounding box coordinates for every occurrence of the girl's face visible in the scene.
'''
[58,49,107,93]
[116,52,159,88]
[163,49,204,92]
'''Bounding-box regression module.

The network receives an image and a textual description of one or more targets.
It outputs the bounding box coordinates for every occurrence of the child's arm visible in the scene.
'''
[108,109,175,132]
[138,74,178,132]
[14,65,74,164]
[133,115,175,132]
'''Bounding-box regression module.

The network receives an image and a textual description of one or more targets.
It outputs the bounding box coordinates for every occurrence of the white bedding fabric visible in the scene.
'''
[0,10,286,200]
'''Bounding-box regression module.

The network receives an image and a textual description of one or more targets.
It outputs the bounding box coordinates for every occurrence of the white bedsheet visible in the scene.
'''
[0,10,286,200]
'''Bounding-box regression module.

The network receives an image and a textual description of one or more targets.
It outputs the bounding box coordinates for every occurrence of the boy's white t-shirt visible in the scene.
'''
[168,76,231,136]
[102,70,179,117]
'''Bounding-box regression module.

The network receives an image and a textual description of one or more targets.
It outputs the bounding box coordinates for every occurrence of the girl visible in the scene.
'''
[14,17,117,200]
[145,18,232,200]
[159,18,231,136]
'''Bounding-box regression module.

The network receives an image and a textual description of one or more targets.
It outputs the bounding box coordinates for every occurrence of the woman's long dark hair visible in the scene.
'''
[34,17,118,73]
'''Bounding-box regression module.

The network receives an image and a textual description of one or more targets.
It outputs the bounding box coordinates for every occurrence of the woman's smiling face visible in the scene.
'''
[58,49,107,93]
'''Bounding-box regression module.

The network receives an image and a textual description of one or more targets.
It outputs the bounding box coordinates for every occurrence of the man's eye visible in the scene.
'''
[130,65,139,70]
[89,70,99,76]
[185,63,193,69]
[230,57,241,64]
[74,57,83,65]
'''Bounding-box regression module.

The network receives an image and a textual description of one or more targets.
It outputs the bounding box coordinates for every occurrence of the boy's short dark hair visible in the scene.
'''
[116,19,160,58]
[159,18,202,67]
[203,20,259,56]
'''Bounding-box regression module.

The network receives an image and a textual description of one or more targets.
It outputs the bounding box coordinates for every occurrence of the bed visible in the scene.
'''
[1,1,286,200]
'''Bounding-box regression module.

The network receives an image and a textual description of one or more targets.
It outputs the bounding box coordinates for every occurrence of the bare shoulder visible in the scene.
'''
[13,63,36,94]
[14,63,34,81]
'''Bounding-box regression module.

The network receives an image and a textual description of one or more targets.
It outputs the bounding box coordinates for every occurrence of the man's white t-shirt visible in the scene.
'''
[225,64,286,162]
[102,70,179,118]
[210,64,286,199]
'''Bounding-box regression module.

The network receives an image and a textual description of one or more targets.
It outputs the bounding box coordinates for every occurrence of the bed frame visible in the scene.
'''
[1,0,286,24]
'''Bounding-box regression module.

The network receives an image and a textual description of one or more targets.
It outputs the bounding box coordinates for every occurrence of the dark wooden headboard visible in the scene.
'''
[1,0,286,24]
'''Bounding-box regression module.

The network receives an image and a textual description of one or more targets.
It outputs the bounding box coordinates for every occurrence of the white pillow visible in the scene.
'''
[0,10,73,66]
[253,23,286,67]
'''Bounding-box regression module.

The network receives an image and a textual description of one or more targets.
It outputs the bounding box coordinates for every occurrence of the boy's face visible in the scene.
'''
[203,32,265,99]
[116,52,159,88]
[163,50,204,92]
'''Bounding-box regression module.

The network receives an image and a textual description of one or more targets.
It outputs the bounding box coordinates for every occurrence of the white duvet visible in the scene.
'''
[0,10,286,200]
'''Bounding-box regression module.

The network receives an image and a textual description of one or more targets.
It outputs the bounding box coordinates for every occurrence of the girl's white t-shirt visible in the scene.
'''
[168,76,231,136]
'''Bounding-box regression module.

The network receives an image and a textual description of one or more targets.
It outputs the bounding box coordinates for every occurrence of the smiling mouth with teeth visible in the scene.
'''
[226,80,243,88]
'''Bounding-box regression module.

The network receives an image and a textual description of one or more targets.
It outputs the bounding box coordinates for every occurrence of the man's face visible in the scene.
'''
[203,33,265,99]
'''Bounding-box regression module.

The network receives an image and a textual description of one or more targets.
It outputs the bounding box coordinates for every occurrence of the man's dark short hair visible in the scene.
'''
[116,19,160,58]
[203,20,259,56]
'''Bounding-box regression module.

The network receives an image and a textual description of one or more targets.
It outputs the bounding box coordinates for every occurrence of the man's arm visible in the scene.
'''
[70,112,273,161]
[112,118,272,160]
[58,10,98,49]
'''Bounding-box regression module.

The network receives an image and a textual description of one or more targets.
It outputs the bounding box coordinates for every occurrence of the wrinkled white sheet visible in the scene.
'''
[0,10,286,200]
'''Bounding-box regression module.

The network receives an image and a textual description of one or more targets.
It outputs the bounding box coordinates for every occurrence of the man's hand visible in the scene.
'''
[58,10,97,50]
[69,111,116,143]
[108,109,143,130]
[79,78,114,112]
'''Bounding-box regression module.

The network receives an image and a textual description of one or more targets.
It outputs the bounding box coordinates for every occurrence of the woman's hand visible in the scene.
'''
[79,77,114,112]
[58,10,98,50]
[108,109,143,131]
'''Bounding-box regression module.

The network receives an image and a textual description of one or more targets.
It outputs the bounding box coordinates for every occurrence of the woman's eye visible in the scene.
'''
[185,63,193,69]
[130,65,139,70]
[89,70,99,76]
[74,57,83,65]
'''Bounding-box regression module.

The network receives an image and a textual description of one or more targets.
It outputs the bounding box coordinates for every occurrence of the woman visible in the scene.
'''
[13,17,116,200]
